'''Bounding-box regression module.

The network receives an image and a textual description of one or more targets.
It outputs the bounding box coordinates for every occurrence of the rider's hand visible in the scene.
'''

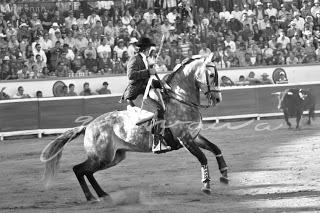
[149,67,157,75]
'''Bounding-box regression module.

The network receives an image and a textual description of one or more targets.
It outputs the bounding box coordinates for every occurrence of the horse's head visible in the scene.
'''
[195,53,222,106]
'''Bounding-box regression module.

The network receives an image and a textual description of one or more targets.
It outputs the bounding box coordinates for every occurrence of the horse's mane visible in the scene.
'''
[165,56,205,86]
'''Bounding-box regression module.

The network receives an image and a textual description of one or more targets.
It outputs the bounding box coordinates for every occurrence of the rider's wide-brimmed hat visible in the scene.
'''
[136,37,155,48]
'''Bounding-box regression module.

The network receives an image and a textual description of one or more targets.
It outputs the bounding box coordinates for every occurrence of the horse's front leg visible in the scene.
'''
[179,134,211,194]
[194,134,229,184]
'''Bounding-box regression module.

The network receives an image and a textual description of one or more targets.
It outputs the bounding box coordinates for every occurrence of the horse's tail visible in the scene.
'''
[40,126,86,188]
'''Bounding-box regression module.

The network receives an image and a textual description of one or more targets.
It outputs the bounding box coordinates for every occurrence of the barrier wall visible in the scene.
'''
[1,82,319,133]
[2,64,320,98]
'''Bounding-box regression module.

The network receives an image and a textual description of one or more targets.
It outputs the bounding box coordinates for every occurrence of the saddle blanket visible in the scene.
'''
[113,106,154,143]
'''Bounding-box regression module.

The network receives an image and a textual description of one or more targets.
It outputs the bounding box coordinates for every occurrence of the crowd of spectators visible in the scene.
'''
[0,0,320,81]
[0,81,111,99]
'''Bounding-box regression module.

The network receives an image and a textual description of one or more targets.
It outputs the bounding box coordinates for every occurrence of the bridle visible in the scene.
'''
[165,64,221,109]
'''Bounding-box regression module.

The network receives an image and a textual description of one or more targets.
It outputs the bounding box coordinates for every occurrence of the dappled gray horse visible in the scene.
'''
[41,53,229,201]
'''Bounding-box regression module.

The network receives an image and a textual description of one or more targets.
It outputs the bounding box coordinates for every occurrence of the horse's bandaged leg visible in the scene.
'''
[201,164,211,183]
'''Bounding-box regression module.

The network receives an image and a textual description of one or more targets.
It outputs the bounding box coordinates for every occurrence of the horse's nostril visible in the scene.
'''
[216,98,220,103]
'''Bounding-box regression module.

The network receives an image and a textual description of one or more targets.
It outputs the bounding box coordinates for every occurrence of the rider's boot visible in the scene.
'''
[152,109,171,154]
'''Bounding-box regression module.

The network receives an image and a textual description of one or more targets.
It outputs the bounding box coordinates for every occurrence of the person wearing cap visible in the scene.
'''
[127,37,138,58]
[122,37,171,153]
[96,82,111,95]
[260,73,273,84]
[113,39,128,59]
[17,22,31,42]
[49,22,60,39]
[291,12,305,31]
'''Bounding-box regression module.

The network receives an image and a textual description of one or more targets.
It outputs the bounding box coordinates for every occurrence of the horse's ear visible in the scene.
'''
[204,53,214,64]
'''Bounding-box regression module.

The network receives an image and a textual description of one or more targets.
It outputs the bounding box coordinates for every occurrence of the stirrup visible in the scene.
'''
[152,138,171,154]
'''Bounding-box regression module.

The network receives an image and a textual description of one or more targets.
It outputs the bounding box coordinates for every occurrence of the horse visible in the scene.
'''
[40,53,229,202]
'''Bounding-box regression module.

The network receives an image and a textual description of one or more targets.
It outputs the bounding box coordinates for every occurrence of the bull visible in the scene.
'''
[273,88,316,129]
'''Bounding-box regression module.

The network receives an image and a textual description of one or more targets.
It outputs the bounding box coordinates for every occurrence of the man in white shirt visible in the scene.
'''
[224,34,236,52]
[219,5,231,21]
[242,4,254,17]
[33,43,47,64]
[39,33,53,53]
[291,12,305,31]
[87,10,101,28]
[311,0,320,18]
[277,30,290,49]
[231,5,242,21]
[265,3,278,17]
[48,22,60,40]
[143,8,157,25]
[97,1,114,10]
[161,18,171,39]
[97,37,111,58]
[166,8,179,24]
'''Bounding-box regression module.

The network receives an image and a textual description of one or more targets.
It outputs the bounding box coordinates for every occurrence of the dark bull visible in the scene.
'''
[273,88,316,129]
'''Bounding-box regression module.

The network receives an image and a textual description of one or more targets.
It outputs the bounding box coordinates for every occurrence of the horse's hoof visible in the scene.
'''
[220,176,229,184]
[201,182,211,195]
[201,187,211,195]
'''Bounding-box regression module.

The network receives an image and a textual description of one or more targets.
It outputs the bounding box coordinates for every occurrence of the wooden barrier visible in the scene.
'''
[1,83,320,140]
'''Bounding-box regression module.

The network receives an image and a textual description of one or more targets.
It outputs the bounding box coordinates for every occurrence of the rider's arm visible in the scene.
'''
[127,56,150,80]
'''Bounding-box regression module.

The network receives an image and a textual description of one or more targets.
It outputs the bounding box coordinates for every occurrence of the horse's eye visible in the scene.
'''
[209,73,215,78]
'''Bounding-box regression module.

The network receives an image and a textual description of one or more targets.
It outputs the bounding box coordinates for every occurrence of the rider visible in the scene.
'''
[122,37,171,154]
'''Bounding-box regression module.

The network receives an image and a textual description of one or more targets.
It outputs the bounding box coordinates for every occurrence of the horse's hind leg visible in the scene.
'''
[74,150,126,201]
[86,150,126,199]
[194,134,229,184]
[73,159,97,201]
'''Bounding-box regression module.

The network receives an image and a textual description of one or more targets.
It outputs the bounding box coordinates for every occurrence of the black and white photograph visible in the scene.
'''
[0,0,320,212]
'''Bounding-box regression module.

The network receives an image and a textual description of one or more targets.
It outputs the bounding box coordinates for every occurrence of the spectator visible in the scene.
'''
[97,37,111,59]
[199,42,211,57]
[235,75,250,86]
[36,91,43,98]
[113,39,128,59]
[246,71,261,85]
[13,86,31,99]
[220,76,234,87]
[275,71,289,84]
[68,83,77,96]
[260,73,274,84]
[96,81,111,94]
[0,87,10,100]
[286,51,299,65]
[80,82,96,96]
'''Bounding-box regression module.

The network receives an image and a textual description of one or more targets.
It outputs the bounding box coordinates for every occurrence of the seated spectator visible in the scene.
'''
[0,87,10,100]
[17,65,30,79]
[84,52,98,73]
[36,91,43,98]
[286,51,299,65]
[235,75,250,86]
[60,85,68,97]
[97,37,112,59]
[220,76,235,87]
[199,42,211,57]
[113,39,128,59]
[260,73,274,84]
[110,51,124,74]
[96,82,111,94]
[246,71,262,85]
[84,41,97,59]
[275,71,289,84]
[13,86,31,99]
[68,83,77,96]
[80,82,96,96]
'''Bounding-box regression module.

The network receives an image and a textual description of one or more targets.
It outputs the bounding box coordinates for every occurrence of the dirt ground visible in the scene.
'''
[1,118,320,213]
